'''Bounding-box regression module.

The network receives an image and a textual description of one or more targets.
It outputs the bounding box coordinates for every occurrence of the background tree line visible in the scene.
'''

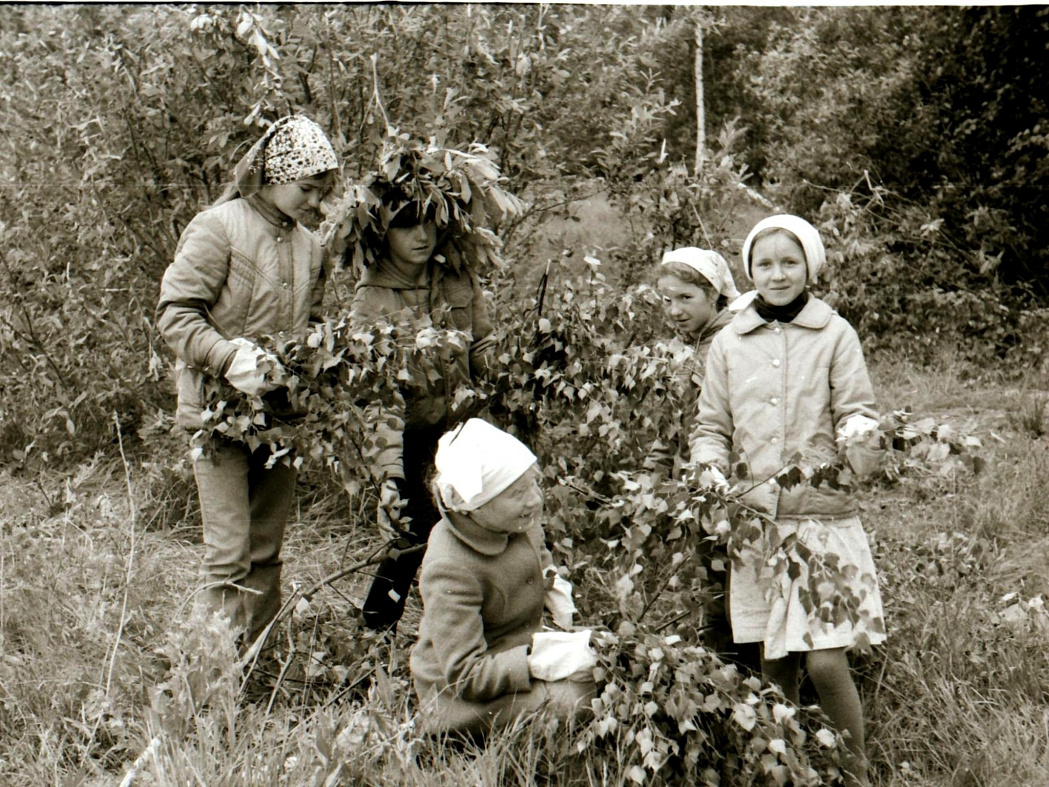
[1,3,1047,469]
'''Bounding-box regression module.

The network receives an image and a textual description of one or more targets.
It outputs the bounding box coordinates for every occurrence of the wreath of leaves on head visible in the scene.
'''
[322,133,526,277]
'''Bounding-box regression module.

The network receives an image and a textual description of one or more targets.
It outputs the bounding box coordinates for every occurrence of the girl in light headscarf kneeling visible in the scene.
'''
[410,418,596,736]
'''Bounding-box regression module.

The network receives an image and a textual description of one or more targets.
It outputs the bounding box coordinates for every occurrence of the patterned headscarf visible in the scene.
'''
[233,116,338,198]
[740,214,826,283]
[660,247,741,299]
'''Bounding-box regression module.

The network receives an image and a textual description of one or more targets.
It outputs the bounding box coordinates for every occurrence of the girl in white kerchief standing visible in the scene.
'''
[652,248,759,672]
[157,116,339,647]
[410,418,596,736]
[689,215,886,786]
[653,246,741,471]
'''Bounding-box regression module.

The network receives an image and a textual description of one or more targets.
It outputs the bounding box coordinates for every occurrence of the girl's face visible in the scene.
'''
[750,232,808,306]
[386,221,438,270]
[657,274,717,338]
[260,173,332,224]
[469,465,544,534]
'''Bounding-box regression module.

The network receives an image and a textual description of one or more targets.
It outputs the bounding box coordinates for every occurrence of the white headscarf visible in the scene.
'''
[660,247,741,299]
[434,419,537,512]
[740,214,826,283]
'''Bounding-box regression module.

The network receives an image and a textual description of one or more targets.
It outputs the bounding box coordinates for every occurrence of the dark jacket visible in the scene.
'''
[348,261,494,479]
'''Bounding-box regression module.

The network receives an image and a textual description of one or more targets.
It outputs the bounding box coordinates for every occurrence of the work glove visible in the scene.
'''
[543,567,578,630]
[527,629,597,683]
[837,415,884,477]
[224,338,283,397]
[837,414,880,441]
[688,464,730,496]
[376,476,407,543]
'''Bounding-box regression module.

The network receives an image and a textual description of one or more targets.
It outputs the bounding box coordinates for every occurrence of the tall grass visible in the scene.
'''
[2,353,1049,784]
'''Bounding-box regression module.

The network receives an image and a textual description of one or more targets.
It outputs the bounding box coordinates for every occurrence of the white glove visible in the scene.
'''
[837,415,884,477]
[527,630,597,682]
[544,569,578,630]
[699,465,731,495]
[837,414,880,443]
[224,338,283,397]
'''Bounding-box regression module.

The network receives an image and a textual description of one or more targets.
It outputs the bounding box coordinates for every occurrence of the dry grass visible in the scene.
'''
[2,352,1049,784]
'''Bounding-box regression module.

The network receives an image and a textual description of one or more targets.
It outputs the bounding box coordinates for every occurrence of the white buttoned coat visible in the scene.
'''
[157,195,326,430]
[689,296,879,520]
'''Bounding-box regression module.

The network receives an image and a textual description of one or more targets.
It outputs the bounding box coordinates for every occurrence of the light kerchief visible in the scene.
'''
[233,116,337,198]
[741,214,826,283]
[660,247,741,299]
[264,116,338,185]
[434,419,537,512]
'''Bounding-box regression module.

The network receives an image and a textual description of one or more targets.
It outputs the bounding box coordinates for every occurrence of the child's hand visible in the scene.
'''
[528,630,597,682]
[225,338,284,396]
[543,567,578,629]
[837,415,885,478]
[688,464,731,495]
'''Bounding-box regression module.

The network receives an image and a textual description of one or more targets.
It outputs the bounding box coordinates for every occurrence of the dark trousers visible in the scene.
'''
[702,546,762,676]
[362,424,444,631]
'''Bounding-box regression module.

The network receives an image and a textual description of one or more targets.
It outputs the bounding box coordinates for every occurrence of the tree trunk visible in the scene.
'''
[694,19,705,175]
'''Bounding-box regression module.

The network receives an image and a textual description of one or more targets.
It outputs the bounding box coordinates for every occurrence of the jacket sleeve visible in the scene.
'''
[829,319,884,476]
[156,210,239,377]
[467,271,496,377]
[688,334,733,471]
[418,556,532,702]
[828,319,879,427]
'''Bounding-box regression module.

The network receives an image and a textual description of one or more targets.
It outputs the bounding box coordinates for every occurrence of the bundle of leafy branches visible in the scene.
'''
[191,317,486,499]
[321,131,526,276]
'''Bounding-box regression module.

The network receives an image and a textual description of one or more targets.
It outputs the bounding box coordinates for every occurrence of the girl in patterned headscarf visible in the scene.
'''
[157,116,339,648]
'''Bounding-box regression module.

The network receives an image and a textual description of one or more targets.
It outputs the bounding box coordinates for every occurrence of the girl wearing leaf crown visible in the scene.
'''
[325,138,523,633]
[156,116,339,647]
[689,215,886,786]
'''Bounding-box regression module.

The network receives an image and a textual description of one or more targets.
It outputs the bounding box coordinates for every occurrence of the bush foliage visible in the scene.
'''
[0,4,1038,783]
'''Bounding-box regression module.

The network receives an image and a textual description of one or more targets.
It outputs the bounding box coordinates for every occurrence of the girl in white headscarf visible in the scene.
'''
[157,116,338,647]
[653,247,742,469]
[410,418,596,736]
[689,215,885,786]
[651,248,758,673]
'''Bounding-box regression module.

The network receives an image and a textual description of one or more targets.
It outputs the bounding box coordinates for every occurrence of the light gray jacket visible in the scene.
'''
[689,296,879,519]
[157,196,325,430]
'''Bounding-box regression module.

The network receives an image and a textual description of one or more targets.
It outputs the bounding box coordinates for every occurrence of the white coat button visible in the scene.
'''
[772,359,781,368]
[771,397,778,405]
[277,235,283,243]
[771,437,779,444]
[774,326,782,333]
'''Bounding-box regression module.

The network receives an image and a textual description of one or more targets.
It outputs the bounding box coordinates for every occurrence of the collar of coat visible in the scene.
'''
[731,292,834,335]
[682,304,734,345]
[359,259,438,290]
[246,194,296,231]
[443,512,513,556]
